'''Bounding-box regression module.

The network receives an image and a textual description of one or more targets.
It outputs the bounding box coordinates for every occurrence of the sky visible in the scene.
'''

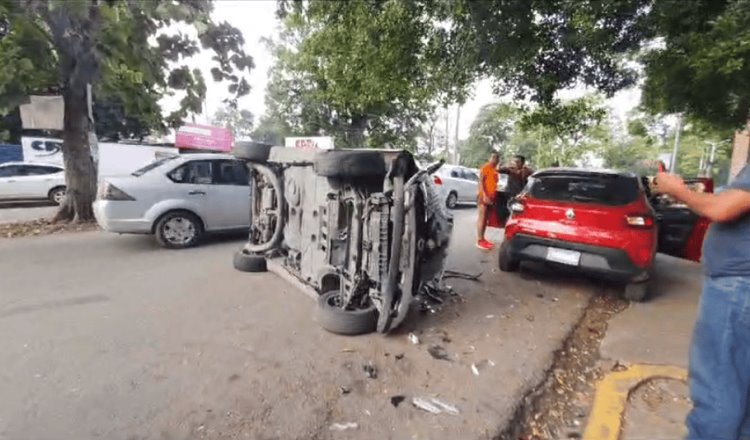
[177,0,642,142]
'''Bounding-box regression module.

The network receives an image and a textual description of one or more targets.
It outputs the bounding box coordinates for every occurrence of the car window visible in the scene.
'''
[168,160,213,184]
[213,160,248,186]
[529,174,640,206]
[0,166,20,177]
[132,156,178,177]
[24,165,63,175]
[450,169,459,178]
[465,171,479,182]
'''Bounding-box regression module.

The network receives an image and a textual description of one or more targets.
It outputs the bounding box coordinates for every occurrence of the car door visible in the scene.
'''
[0,165,21,198]
[207,159,250,230]
[22,165,64,198]
[166,159,214,226]
[652,177,712,262]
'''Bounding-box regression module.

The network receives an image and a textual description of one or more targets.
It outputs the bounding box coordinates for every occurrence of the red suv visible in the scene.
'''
[499,169,709,301]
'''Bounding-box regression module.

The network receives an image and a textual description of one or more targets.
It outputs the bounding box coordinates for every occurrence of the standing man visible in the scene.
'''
[500,154,534,199]
[477,151,500,250]
[656,165,750,439]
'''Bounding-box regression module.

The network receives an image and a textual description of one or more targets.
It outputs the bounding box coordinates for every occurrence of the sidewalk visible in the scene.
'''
[591,254,703,440]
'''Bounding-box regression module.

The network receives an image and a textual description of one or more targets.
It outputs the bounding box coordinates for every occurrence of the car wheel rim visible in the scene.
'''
[163,217,196,245]
[53,191,65,204]
[448,194,456,207]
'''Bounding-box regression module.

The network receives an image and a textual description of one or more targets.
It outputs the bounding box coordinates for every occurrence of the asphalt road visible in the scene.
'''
[0,210,595,440]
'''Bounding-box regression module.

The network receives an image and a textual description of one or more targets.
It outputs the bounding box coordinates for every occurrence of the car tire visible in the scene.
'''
[315,290,378,335]
[498,241,520,272]
[154,211,203,249]
[233,250,267,272]
[313,150,387,179]
[233,141,273,162]
[624,282,649,302]
[446,191,458,209]
[48,186,66,205]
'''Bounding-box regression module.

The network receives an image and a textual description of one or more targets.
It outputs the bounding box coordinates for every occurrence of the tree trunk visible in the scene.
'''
[53,89,97,223]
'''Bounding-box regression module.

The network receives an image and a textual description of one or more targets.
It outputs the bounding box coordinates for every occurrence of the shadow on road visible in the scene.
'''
[101,230,248,252]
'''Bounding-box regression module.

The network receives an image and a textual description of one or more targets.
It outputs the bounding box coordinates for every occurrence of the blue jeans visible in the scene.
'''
[687,276,750,440]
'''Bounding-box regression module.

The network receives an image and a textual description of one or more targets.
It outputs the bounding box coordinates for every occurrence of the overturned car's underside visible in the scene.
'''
[232,143,453,334]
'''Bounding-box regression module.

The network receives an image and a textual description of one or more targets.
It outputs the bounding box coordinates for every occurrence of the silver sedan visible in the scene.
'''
[93,153,250,249]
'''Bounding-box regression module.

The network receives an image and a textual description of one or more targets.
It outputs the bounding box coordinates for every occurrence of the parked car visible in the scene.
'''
[499,168,709,301]
[434,165,479,208]
[93,153,251,249]
[232,144,453,335]
[0,162,66,204]
[434,164,508,209]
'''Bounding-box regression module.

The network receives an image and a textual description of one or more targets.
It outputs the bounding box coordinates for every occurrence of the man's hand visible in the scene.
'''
[655,172,687,196]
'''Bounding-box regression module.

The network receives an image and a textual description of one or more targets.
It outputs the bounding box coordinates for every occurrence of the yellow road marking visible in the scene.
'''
[582,364,688,440]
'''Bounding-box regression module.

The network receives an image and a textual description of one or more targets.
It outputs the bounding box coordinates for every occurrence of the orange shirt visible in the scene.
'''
[478,162,499,200]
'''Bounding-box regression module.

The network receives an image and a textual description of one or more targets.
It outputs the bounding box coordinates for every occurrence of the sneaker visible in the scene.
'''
[476,239,494,250]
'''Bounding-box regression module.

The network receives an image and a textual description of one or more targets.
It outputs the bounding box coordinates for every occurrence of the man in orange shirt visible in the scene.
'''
[477,151,500,250]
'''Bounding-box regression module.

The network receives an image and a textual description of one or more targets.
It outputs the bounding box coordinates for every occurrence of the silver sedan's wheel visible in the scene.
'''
[446,192,458,209]
[155,211,203,249]
[49,187,66,205]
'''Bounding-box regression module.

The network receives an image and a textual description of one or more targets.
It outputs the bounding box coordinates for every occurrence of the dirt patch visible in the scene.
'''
[497,286,629,440]
[0,219,99,238]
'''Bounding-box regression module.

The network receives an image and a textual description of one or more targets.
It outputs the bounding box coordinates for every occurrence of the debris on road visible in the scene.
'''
[390,395,406,407]
[340,348,356,353]
[442,269,482,281]
[363,362,378,379]
[330,422,358,431]
[339,386,351,395]
[412,397,460,415]
[394,353,405,360]
[427,344,451,361]
[471,359,496,376]
[408,333,420,345]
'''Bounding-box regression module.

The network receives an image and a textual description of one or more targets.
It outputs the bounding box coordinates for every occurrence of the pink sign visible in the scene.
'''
[175,124,233,152]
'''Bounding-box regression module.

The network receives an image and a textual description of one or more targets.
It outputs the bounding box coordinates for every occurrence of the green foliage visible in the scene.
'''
[460,103,524,168]
[264,0,472,148]
[211,106,253,140]
[641,0,750,128]
[0,0,254,139]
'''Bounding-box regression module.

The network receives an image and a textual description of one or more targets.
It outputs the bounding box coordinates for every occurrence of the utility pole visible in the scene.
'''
[454,104,461,164]
[670,113,683,173]
[444,104,449,161]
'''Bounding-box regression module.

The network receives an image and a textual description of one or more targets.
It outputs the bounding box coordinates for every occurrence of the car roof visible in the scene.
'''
[0,161,63,168]
[533,167,638,179]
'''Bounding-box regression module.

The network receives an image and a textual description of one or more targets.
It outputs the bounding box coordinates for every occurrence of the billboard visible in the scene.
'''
[284,136,334,151]
[175,124,233,152]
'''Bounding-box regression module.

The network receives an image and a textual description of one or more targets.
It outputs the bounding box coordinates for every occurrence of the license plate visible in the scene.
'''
[546,248,581,266]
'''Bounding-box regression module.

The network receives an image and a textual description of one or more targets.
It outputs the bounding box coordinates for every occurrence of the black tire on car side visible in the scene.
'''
[315,291,378,335]
[48,186,66,205]
[154,210,203,249]
[446,191,458,209]
[233,142,273,162]
[233,250,267,272]
[498,241,520,272]
[624,282,649,302]
[313,150,387,179]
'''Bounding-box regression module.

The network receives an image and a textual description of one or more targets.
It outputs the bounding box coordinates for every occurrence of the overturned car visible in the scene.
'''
[232,143,453,335]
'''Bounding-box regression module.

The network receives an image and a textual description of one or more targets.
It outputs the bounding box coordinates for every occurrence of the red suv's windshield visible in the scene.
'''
[529,173,640,206]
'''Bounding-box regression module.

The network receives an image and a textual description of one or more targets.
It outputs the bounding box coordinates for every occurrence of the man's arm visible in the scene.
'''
[656,172,750,223]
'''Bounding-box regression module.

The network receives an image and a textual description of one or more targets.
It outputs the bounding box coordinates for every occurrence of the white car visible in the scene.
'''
[93,153,251,249]
[434,164,509,208]
[0,162,67,204]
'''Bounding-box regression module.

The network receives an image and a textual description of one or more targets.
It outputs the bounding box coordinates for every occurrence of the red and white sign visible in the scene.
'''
[175,124,233,152]
[285,136,334,151]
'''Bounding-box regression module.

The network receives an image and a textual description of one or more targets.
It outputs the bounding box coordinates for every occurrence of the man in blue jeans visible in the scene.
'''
[657,164,750,440]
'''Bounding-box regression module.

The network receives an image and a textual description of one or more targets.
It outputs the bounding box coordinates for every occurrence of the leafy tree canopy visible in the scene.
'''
[211,106,253,140]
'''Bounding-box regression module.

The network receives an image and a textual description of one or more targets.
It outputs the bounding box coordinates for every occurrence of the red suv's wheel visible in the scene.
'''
[498,241,520,272]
